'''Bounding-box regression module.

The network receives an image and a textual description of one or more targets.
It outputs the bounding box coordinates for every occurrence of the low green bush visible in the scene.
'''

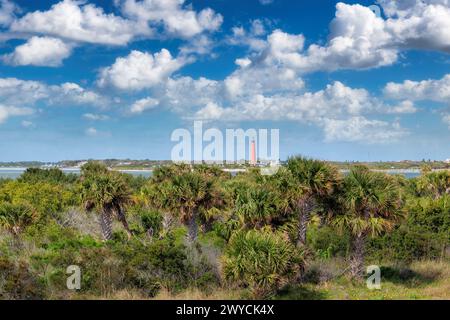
[222,229,305,299]
[0,256,44,299]
[367,195,449,262]
[307,225,350,259]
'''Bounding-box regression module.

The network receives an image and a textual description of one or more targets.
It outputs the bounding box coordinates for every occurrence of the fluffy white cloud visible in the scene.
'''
[0,104,33,124]
[443,113,450,128]
[376,0,450,50]
[150,76,408,143]
[85,126,110,137]
[187,81,375,122]
[83,113,110,121]
[227,7,395,74]
[2,36,72,67]
[302,3,397,71]
[85,127,98,136]
[224,65,305,100]
[51,82,107,107]
[227,20,270,51]
[21,120,34,128]
[130,97,159,114]
[229,2,450,74]
[120,0,223,39]
[10,0,146,45]
[222,24,395,109]
[158,76,221,114]
[313,1,450,69]
[222,30,307,100]
[0,0,17,27]
[383,73,450,127]
[97,49,186,91]
[0,77,48,105]
[384,74,450,102]
[386,100,417,114]
[179,35,215,56]
[0,77,108,108]
[322,117,407,143]
[6,0,222,49]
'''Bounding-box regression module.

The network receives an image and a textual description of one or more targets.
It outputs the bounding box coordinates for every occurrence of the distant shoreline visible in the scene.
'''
[1,166,449,174]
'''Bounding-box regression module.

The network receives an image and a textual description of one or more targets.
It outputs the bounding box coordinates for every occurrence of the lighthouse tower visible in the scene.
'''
[250,140,257,166]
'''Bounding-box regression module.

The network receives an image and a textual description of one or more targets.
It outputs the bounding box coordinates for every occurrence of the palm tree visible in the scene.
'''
[334,166,404,278]
[287,157,340,247]
[234,188,278,229]
[0,202,36,236]
[270,167,304,217]
[223,229,305,298]
[146,165,223,243]
[80,163,133,241]
[417,171,450,199]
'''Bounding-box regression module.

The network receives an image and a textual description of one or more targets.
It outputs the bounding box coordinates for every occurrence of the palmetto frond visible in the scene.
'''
[0,202,37,235]
[223,229,305,298]
[234,188,278,228]
[335,166,404,238]
[417,170,450,199]
[287,156,341,198]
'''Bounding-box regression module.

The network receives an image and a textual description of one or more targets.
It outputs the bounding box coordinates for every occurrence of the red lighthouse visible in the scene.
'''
[250,140,257,165]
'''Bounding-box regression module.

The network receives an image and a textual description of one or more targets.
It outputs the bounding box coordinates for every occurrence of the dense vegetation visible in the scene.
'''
[0,158,448,300]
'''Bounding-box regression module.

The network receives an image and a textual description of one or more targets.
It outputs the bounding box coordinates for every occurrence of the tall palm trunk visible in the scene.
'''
[187,210,198,243]
[100,208,113,241]
[115,204,132,240]
[349,232,367,278]
[296,197,315,247]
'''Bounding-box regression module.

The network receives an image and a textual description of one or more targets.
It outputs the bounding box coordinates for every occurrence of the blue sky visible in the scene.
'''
[0,0,449,162]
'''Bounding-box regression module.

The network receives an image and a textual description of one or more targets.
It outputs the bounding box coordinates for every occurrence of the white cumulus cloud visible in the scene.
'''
[0,77,108,108]
[384,74,450,102]
[83,113,110,121]
[0,104,33,124]
[85,127,98,136]
[229,1,450,74]
[443,113,450,128]
[97,49,186,91]
[0,0,17,27]
[10,0,149,45]
[386,100,417,114]
[130,97,159,114]
[322,117,408,143]
[150,76,408,143]
[120,0,223,39]
[2,36,72,67]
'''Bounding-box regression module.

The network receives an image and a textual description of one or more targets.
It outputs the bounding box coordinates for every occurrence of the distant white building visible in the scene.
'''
[445,159,450,164]
[76,161,88,168]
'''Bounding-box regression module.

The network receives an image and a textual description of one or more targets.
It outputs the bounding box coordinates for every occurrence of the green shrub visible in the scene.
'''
[367,195,449,262]
[112,235,190,295]
[18,168,77,185]
[222,229,305,298]
[0,202,37,235]
[140,209,163,237]
[0,257,44,299]
[307,225,350,259]
[0,181,76,222]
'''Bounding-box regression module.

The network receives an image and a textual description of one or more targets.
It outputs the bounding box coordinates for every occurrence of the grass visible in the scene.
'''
[275,260,450,300]
[47,260,450,300]
[100,260,450,301]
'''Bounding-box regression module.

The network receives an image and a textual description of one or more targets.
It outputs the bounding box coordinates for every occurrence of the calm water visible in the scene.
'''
[0,168,153,179]
[402,172,421,179]
[0,168,421,180]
